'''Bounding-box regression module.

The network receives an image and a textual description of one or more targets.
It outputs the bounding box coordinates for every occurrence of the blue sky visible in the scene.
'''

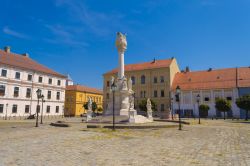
[1,0,250,89]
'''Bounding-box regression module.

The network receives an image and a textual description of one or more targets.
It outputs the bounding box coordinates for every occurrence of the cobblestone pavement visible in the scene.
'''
[0,118,249,166]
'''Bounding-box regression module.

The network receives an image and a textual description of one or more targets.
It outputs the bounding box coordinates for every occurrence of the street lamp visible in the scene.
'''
[171,97,174,120]
[111,82,117,131]
[36,89,42,127]
[196,94,201,124]
[40,95,45,124]
[175,85,182,130]
[5,103,8,120]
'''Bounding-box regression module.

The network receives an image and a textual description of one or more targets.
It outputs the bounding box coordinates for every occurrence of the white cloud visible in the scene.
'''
[3,26,30,39]
[54,0,126,37]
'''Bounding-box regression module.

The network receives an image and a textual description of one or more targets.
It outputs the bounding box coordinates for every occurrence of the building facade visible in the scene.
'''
[64,85,103,116]
[0,47,67,118]
[171,67,250,118]
[103,58,180,117]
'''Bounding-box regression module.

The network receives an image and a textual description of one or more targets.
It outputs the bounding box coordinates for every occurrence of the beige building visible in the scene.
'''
[103,58,180,117]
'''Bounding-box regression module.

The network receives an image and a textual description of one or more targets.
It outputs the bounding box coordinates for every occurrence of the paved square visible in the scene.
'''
[0,118,249,166]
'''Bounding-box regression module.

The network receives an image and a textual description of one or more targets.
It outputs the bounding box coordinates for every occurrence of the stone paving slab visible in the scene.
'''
[0,118,249,166]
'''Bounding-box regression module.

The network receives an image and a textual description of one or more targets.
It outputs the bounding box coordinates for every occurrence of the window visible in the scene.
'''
[38,76,43,83]
[131,76,135,85]
[57,80,61,86]
[141,75,146,84]
[161,90,165,97]
[0,104,3,113]
[56,92,60,100]
[107,81,110,87]
[14,87,19,97]
[15,72,20,79]
[106,93,109,99]
[46,106,50,113]
[36,105,40,113]
[12,105,17,113]
[26,88,31,98]
[227,97,232,101]
[160,104,165,112]
[25,105,30,113]
[160,76,164,83]
[47,91,51,99]
[56,106,59,113]
[27,74,32,81]
[154,77,157,83]
[0,85,5,96]
[1,69,7,77]
[204,97,210,102]
[48,78,52,84]
[154,90,158,97]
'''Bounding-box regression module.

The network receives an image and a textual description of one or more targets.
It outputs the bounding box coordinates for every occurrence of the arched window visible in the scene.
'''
[131,76,135,85]
[141,75,146,84]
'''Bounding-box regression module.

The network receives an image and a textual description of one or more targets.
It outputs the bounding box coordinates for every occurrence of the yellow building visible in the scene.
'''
[64,85,103,116]
[103,58,180,117]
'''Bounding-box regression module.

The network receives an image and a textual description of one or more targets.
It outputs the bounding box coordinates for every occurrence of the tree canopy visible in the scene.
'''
[236,95,250,120]
[199,104,210,113]
[215,98,231,112]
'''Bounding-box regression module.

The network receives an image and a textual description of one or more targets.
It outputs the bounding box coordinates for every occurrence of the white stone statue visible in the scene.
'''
[129,94,135,110]
[128,77,133,90]
[122,78,128,90]
[147,98,153,121]
[115,32,127,53]
[86,97,93,122]
[111,76,115,85]
[88,97,93,111]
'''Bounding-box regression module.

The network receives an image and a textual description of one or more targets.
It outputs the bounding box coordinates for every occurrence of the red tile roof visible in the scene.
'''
[0,49,66,78]
[66,85,103,95]
[105,58,174,74]
[238,67,250,88]
[171,67,250,91]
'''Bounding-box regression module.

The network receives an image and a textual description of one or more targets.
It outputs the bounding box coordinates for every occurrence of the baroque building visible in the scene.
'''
[171,67,250,118]
[0,47,67,118]
[103,58,180,117]
[64,85,103,116]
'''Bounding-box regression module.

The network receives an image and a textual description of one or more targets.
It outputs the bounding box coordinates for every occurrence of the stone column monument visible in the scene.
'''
[104,32,153,123]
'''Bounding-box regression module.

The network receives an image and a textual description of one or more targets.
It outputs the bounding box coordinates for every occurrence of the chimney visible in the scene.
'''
[22,53,29,57]
[152,58,156,63]
[208,68,212,72]
[185,66,190,72]
[4,46,10,53]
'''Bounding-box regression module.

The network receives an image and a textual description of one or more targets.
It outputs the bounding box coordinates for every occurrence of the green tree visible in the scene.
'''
[199,104,210,116]
[198,104,210,124]
[138,99,157,112]
[236,95,250,121]
[215,98,231,120]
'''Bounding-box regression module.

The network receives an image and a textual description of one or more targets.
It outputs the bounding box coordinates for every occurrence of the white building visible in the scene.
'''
[0,46,67,118]
[170,67,250,118]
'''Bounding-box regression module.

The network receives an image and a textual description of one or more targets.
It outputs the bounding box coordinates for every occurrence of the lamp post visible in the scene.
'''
[171,97,174,120]
[36,89,42,127]
[196,94,201,124]
[5,103,8,120]
[111,82,117,131]
[176,86,182,130]
[40,95,45,124]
